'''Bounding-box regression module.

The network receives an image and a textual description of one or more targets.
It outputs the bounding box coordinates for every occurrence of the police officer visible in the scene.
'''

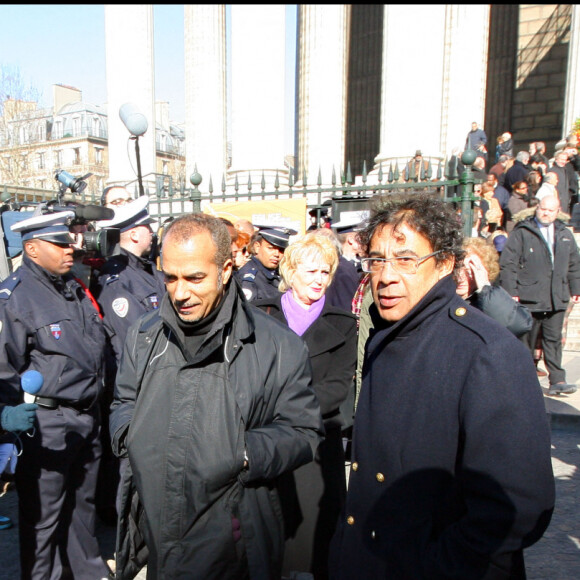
[0,211,110,579]
[94,197,165,525]
[236,226,296,301]
[95,196,165,363]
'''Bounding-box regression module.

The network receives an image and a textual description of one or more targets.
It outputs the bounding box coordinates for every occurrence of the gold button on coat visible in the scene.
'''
[376,472,385,482]
[347,516,355,525]
[455,307,466,316]
[351,462,359,471]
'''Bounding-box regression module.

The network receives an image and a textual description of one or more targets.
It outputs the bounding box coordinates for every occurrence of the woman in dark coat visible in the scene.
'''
[254,232,357,580]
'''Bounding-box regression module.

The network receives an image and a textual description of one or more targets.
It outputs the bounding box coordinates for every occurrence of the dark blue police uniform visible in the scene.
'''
[96,249,165,363]
[236,255,281,301]
[235,225,296,302]
[0,256,109,579]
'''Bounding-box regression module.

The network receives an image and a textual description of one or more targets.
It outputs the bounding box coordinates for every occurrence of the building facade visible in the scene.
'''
[0,84,184,202]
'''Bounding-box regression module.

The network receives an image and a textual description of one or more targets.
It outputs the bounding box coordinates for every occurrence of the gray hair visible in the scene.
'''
[516,151,530,163]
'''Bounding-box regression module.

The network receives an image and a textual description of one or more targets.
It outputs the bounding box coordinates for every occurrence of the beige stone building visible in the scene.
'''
[0,84,184,203]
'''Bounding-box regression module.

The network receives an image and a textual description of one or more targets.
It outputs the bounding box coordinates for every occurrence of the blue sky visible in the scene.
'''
[0,4,297,149]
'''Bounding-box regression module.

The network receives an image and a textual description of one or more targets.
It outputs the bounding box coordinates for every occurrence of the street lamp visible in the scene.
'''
[119,103,148,197]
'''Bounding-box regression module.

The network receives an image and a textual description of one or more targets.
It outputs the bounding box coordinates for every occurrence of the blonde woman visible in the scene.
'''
[254,232,357,580]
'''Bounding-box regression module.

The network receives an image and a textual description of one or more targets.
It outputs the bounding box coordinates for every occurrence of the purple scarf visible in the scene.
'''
[281,289,325,337]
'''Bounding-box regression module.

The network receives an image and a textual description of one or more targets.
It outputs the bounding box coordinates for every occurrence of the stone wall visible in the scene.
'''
[512,4,571,155]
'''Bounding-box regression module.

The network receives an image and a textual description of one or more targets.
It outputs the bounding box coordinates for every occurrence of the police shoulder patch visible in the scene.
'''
[0,274,21,300]
[112,297,129,318]
[242,287,254,301]
[243,272,256,280]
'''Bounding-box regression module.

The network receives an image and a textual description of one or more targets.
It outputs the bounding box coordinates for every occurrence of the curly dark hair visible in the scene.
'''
[357,193,465,275]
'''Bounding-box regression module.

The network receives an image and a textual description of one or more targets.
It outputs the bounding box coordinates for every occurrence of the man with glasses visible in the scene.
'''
[101,185,133,209]
[0,211,111,578]
[500,194,580,395]
[330,194,554,579]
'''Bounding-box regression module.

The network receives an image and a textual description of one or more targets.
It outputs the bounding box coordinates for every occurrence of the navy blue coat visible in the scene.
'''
[325,256,361,313]
[329,276,554,579]
[0,255,106,409]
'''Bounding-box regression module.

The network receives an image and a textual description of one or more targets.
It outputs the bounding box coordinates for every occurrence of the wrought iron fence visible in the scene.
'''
[1,151,480,238]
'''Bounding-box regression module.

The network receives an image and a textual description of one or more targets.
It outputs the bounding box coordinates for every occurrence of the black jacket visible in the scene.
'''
[504,161,529,193]
[110,281,324,579]
[465,283,532,337]
[499,217,580,312]
[253,294,357,427]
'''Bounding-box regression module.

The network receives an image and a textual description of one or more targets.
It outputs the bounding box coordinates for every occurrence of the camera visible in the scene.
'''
[44,171,122,258]
[55,170,89,194]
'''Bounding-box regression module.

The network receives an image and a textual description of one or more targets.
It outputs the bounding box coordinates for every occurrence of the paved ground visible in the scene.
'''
[1,353,580,579]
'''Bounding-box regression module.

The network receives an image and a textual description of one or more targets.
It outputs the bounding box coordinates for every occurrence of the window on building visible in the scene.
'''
[38,124,45,142]
[72,117,80,136]
[55,150,63,168]
[95,147,103,164]
[162,160,169,175]
[21,154,28,171]
[38,152,45,170]
[92,117,100,137]
[54,120,62,139]
[39,179,46,190]
[19,125,29,144]
[73,148,80,165]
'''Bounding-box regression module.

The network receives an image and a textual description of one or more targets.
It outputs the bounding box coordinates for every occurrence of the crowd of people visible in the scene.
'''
[0,126,578,579]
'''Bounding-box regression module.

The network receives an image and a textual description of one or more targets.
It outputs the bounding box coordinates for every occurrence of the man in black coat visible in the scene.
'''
[329,194,554,579]
[504,150,531,192]
[109,214,324,580]
[548,150,576,214]
[500,194,580,395]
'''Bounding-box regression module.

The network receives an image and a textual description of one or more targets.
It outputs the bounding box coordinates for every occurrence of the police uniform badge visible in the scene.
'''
[112,297,129,318]
[50,324,62,340]
[150,295,160,309]
[242,288,253,301]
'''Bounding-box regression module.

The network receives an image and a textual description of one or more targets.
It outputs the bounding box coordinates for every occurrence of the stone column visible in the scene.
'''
[440,5,490,158]
[296,5,350,186]
[105,5,156,192]
[564,5,580,139]
[373,5,446,174]
[184,5,227,190]
[229,5,288,191]
[373,5,489,175]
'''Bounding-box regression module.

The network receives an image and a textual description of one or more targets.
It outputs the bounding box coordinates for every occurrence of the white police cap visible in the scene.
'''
[11,211,76,244]
[331,212,369,234]
[96,195,156,232]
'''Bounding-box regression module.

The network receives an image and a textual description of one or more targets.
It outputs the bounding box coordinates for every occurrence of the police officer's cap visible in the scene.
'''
[11,211,76,244]
[331,214,368,235]
[255,225,298,249]
[97,195,156,232]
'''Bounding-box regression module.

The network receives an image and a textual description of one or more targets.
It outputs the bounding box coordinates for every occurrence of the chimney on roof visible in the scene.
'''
[53,84,82,115]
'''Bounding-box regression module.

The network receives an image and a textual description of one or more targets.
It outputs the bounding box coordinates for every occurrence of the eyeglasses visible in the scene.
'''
[361,251,442,275]
[108,197,131,207]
